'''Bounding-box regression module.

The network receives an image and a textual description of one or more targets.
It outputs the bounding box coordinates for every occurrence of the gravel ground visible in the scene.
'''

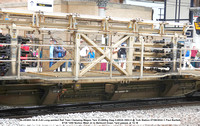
[0,105,199,126]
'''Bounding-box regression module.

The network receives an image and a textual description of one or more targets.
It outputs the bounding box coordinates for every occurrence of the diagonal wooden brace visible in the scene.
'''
[79,55,106,76]
[48,55,68,71]
[80,34,129,76]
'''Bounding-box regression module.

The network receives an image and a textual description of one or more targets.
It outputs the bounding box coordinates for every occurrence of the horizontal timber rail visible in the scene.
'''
[0,8,189,36]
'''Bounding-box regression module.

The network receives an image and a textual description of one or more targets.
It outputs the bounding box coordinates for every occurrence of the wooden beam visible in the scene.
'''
[112,35,130,48]
[127,36,134,75]
[81,34,105,55]
[112,61,129,75]
[68,15,77,29]
[80,34,106,76]
[133,52,164,57]
[159,23,164,35]
[140,36,144,77]
[133,43,165,47]
[102,18,109,31]
[90,71,121,76]
[80,34,129,76]
[172,35,178,72]
[74,33,81,80]
[133,21,138,32]
[79,55,105,76]
[48,55,68,71]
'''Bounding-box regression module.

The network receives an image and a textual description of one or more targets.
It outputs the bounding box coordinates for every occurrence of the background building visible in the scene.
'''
[0,0,153,20]
[124,0,164,21]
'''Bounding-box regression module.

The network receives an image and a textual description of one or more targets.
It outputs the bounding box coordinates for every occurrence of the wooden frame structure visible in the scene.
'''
[0,8,195,83]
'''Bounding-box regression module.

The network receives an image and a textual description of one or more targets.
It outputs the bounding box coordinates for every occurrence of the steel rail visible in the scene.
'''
[0,96,199,119]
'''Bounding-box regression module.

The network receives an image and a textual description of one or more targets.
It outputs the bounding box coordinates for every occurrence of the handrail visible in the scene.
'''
[1,42,199,81]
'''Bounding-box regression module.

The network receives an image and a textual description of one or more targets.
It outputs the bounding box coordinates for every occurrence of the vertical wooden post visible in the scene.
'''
[126,36,134,75]
[17,44,21,79]
[108,35,112,78]
[73,33,81,81]
[110,44,113,78]
[172,36,178,72]
[42,34,51,72]
[140,36,144,78]
[37,47,41,72]
[179,47,183,74]
[34,30,40,73]
[9,24,18,75]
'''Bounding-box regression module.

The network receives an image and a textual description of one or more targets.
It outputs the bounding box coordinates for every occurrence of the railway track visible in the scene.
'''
[0,96,200,119]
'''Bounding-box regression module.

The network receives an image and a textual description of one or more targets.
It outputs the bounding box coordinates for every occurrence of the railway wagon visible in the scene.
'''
[0,8,200,106]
